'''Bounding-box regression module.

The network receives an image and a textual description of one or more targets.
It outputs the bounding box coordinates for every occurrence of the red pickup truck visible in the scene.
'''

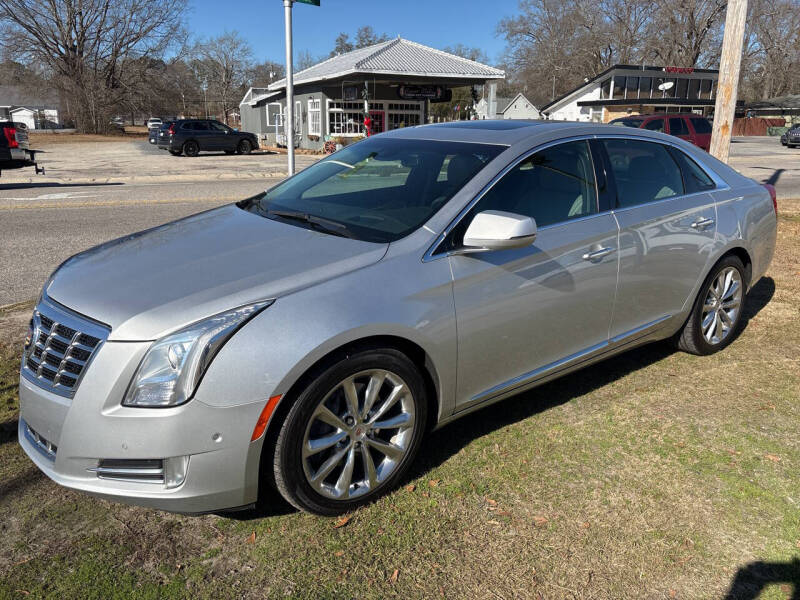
[609,113,713,152]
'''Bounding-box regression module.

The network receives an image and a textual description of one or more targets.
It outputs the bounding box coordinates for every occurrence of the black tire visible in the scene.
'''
[183,140,199,157]
[272,347,428,515]
[675,255,747,355]
[168,149,182,156]
[237,139,252,155]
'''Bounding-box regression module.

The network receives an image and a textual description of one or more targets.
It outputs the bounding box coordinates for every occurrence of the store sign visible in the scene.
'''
[294,0,320,5]
[397,85,447,100]
[663,66,694,74]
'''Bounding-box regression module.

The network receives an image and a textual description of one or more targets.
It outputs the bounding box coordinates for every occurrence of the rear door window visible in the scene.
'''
[690,118,712,134]
[643,118,665,132]
[602,138,684,207]
[669,117,689,136]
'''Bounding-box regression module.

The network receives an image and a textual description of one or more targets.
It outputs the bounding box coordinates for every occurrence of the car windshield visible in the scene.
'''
[611,119,644,128]
[243,137,505,243]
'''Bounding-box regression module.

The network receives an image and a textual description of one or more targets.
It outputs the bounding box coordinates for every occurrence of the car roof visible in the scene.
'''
[378,119,710,148]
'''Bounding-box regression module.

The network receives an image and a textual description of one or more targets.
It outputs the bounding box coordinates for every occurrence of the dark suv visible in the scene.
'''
[157,119,259,157]
[609,113,712,151]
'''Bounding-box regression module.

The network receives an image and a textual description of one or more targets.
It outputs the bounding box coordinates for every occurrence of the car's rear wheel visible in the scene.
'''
[273,348,428,515]
[675,255,747,355]
[237,139,252,155]
[183,140,199,157]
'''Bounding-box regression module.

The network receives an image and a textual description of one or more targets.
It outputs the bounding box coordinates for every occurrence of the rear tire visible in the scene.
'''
[237,139,252,155]
[183,140,199,157]
[675,255,747,355]
[272,348,428,515]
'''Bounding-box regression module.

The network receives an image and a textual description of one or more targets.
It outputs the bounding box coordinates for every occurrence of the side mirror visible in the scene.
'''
[463,210,537,250]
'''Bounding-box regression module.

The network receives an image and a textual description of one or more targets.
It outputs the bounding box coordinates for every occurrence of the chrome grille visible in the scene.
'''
[21,294,110,398]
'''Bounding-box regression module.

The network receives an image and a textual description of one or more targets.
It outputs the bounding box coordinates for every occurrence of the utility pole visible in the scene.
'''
[283,0,295,175]
[709,0,748,162]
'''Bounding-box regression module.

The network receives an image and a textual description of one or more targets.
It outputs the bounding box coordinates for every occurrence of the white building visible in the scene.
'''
[475,92,539,120]
[3,106,60,129]
[540,64,720,122]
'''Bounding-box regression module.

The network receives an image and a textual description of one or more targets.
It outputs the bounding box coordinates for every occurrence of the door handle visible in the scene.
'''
[691,217,715,231]
[582,247,615,262]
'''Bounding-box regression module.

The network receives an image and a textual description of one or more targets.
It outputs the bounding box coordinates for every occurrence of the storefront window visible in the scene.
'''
[676,78,689,99]
[308,99,321,136]
[688,79,701,99]
[328,100,365,136]
[699,79,712,99]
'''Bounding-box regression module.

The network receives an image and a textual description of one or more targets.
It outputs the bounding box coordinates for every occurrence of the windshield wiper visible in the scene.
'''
[267,209,358,239]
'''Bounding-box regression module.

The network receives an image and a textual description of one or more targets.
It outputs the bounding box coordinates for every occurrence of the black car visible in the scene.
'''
[157,119,259,157]
[0,122,43,176]
[781,123,800,148]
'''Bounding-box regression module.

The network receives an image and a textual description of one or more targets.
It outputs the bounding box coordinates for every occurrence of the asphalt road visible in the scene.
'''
[0,178,275,306]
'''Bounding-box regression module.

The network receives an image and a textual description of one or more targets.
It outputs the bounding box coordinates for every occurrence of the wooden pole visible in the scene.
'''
[709,0,748,162]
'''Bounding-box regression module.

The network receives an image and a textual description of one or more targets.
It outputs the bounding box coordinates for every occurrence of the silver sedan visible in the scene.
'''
[19,121,777,515]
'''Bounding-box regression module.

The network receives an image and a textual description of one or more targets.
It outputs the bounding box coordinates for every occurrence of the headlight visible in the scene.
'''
[123,301,272,407]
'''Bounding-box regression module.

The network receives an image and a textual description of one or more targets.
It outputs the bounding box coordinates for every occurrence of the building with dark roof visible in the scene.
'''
[239,37,504,151]
[540,65,720,123]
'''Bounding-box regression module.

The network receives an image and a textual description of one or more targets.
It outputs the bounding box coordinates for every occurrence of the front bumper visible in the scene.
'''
[18,339,267,513]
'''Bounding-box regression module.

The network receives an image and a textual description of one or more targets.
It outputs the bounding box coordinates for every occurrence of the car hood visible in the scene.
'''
[46,204,388,341]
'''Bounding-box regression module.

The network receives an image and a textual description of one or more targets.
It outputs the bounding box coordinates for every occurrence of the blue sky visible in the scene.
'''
[187,0,520,66]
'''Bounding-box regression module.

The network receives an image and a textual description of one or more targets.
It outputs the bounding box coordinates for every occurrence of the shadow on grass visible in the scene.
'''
[220,276,775,521]
[724,559,800,599]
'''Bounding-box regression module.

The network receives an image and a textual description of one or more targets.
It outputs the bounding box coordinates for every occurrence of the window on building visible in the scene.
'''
[625,77,639,99]
[601,78,611,99]
[467,140,598,228]
[308,99,321,136]
[663,78,677,98]
[328,100,364,136]
[676,78,689,99]
[612,76,626,99]
[688,78,701,99]
[387,102,422,130]
[669,117,689,136]
[638,77,652,98]
[699,79,712,99]
[602,138,684,207]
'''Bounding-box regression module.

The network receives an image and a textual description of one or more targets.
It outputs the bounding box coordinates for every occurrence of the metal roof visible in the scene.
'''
[268,37,504,91]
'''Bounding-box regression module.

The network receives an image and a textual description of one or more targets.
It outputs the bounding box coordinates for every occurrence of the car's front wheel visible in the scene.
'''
[676,255,747,355]
[183,140,200,157]
[272,348,428,515]
[237,139,252,155]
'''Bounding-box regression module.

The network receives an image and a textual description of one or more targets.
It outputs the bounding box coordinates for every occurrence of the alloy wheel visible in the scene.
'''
[701,266,743,345]
[301,369,416,500]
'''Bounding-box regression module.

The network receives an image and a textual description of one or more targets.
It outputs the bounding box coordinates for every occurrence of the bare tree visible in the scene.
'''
[330,26,389,56]
[195,32,254,125]
[0,0,186,132]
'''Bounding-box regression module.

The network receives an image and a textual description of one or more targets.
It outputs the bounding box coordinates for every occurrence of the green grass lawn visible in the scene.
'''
[1,211,798,600]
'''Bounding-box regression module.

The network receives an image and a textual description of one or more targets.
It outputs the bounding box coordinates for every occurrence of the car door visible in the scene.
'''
[446,139,620,409]
[600,137,717,340]
[191,120,212,149]
[208,121,233,150]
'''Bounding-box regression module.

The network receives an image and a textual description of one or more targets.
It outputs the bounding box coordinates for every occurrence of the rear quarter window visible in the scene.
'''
[690,118,712,134]
[668,147,717,193]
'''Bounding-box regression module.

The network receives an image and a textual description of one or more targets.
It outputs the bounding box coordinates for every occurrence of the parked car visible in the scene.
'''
[146,117,162,129]
[0,121,43,176]
[19,121,777,515]
[149,120,173,144]
[610,113,713,151]
[781,123,800,147]
[157,119,259,156]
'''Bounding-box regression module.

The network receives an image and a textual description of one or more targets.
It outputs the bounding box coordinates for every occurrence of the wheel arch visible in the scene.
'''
[256,334,442,492]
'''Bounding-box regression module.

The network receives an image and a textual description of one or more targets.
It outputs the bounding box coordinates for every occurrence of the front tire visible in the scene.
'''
[272,348,428,515]
[237,139,252,155]
[675,255,747,355]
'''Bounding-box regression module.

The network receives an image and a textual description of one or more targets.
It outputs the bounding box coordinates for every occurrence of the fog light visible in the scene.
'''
[164,455,189,489]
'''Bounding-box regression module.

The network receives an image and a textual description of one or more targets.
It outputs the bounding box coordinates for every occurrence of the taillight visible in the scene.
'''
[3,126,18,149]
[763,183,777,216]
[168,124,175,135]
